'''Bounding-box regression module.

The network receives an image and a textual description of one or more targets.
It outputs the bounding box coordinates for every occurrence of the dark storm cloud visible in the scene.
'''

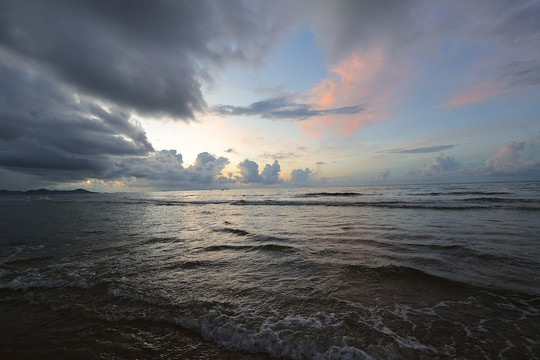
[387,145,458,154]
[0,57,153,181]
[214,96,366,120]
[0,0,294,119]
[0,0,297,188]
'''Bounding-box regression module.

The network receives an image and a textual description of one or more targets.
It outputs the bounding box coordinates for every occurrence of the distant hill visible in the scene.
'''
[0,188,95,195]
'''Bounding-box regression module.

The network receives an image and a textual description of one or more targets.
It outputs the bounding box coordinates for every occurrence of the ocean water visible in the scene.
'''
[1,182,539,359]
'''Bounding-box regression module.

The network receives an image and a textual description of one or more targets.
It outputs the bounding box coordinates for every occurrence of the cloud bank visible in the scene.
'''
[0,56,153,183]
[0,0,294,119]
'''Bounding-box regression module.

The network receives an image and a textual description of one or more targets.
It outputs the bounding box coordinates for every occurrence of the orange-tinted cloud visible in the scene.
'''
[301,49,394,136]
[298,112,374,137]
[308,50,383,108]
[438,81,503,108]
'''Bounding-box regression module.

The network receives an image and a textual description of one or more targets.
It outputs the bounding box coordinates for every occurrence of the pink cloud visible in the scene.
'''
[439,80,503,108]
[298,112,374,137]
[307,50,383,109]
[300,49,402,137]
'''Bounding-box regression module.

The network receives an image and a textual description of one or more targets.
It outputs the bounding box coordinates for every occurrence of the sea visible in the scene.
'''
[1,181,539,360]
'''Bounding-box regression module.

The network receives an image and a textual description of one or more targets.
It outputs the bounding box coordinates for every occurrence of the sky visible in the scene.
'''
[0,0,539,191]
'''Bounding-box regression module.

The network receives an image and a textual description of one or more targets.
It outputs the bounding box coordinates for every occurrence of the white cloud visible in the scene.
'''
[421,154,459,175]
[483,140,540,175]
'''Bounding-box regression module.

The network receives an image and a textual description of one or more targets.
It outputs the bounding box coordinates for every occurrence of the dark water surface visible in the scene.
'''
[1,182,539,359]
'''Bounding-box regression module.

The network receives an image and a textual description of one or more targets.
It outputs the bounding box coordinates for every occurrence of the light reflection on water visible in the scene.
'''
[1,182,539,359]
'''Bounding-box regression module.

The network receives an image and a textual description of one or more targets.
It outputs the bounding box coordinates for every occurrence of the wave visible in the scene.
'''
[202,244,296,253]
[344,263,538,296]
[459,197,540,203]
[415,191,513,196]
[101,290,400,359]
[0,278,92,291]
[166,302,454,359]
[141,236,185,245]
[343,264,471,289]
[161,260,216,271]
[228,199,540,210]
[1,255,54,268]
[203,244,253,252]
[171,311,391,360]
[213,228,291,244]
[254,244,297,253]
[250,234,289,243]
[0,258,98,292]
[70,193,538,211]
[156,200,230,206]
[295,192,364,198]
[213,227,250,236]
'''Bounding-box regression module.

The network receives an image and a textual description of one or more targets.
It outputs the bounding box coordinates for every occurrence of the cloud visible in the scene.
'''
[260,160,282,184]
[237,159,283,184]
[495,61,540,89]
[0,55,240,190]
[2,1,539,188]
[388,144,458,154]
[224,148,237,153]
[479,0,540,51]
[0,1,302,189]
[259,152,300,160]
[217,49,389,136]
[303,0,540,111]
[439,60,540,107]
[302,0,540,62]
[111,151,229,188]
[432,1,540,107]
[438,81,503,108]
[0,57,153,182]
[290,168,313,184]
[237,159,261,183]
[420,154,459,175]
[298,50,392,136]
[214,96,366,120]
[301,0,425,62]
[401,139,540,182]
[483,141,540,175]
[0,0,295,119]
